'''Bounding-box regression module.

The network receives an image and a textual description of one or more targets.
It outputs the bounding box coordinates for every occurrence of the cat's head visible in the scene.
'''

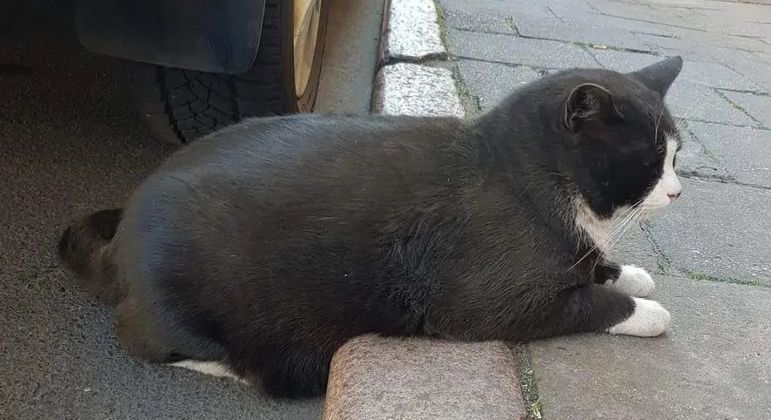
[559,56,684,220]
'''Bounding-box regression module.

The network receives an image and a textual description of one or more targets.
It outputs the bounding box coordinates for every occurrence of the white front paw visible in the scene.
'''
[607,298,671,337]
[605,265,655,297]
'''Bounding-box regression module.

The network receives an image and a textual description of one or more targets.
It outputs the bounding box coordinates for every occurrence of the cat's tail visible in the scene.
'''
[57,208,126,306]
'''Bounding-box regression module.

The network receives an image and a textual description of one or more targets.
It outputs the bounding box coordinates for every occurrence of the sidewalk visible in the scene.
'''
[438,0,771,418]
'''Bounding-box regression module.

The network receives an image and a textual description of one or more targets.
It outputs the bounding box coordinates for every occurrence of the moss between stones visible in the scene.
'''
[508,343,544,420]
[684,269,767,287]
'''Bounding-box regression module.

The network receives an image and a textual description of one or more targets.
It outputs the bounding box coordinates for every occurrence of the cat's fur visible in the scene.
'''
[58,57,684,398]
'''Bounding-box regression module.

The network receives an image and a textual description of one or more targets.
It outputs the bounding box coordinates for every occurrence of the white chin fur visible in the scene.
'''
[607,298,671,337]
[574,200,629,252]
[169,360,249,385]
[641,137,681,209]
[605,265,655,297]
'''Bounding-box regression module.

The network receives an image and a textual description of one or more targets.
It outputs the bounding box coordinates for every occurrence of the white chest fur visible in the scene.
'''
[574,199,615,252]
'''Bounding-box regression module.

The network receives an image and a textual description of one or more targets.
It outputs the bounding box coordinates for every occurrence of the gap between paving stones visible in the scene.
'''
[679,172,771,192]
[680,269,771,288]
[449,26,657,56]
[676,117,766,129]
[633,220,673,275]
[509,344,545,420]
[713,89,765,127]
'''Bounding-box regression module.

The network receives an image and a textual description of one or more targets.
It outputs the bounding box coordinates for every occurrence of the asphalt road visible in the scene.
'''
[0,1,383,418]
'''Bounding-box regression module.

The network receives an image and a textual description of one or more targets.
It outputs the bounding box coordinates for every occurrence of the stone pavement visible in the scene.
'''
[437,0,771,417]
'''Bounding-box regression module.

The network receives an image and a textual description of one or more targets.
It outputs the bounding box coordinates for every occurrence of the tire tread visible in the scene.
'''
[130,0,324,144]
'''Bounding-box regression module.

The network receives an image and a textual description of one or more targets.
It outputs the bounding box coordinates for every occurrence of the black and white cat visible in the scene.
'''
[58,56,684,398]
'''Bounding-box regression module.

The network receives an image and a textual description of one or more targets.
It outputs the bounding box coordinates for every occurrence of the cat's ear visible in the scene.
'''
[629,56,683,96]
[563,83,620,132]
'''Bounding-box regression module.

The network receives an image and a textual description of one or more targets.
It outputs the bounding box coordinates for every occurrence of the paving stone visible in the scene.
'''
[649,177,771,285]
[683,8,771,39]
[721,90,771,128]
[447,29,599,69]
[562,0,668,32]
[589,13,676,37]
[512,13,652,52]
[530,275,771,419]
[456,60,541,112]
[718,20,771,38]
[634,33,722,62]
[679,61,760,91]
[676,125,730,180]
[439,0,542,15]
[441,8,517,35]
[687,121,771,188]
[708,32,769,54]
[593,49,758,90]
[590,0,696,29]
[534,0,595,19]
[667,82,756,126]
[658,46,724,64]
[372,63,465,118]
[725,56,771,92]
[608,223,661,274]
[592,49,664,72]
[323,336,526,420]
[670,27,770,55]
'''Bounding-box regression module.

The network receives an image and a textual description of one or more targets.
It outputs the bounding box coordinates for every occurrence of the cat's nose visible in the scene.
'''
[667,178,682,201]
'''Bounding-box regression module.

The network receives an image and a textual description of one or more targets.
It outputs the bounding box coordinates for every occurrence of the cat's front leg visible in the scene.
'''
[596,261,655,298]
[523,283,670,339]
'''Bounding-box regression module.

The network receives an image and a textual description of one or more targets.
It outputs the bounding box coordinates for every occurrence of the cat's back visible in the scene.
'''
[159,113,467,175]
[117,113,474,274]
[129,114,471,215]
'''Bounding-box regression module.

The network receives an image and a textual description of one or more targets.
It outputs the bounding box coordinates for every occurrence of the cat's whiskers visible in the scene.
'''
[604,204,645,255]
[568,201,643,272]
[599,206,641,255]
[589,209,639,272]
[600,202,644,250]
[674,117,688,134]
[587,206,644,272]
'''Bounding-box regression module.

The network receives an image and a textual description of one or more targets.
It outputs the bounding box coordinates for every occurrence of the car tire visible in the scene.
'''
[130,0,329,144]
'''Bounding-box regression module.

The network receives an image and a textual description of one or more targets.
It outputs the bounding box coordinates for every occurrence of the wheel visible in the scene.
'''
[131,0,329,144]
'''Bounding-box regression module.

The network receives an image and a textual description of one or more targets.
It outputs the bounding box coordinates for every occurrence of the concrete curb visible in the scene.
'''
[322,1,527,419]
[379,0,447,64]
[372,63,464,117]
[324,336,526,420]
[372,0,464,118]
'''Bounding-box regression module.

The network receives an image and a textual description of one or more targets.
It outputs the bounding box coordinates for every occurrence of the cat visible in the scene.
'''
[58,56,684,398]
